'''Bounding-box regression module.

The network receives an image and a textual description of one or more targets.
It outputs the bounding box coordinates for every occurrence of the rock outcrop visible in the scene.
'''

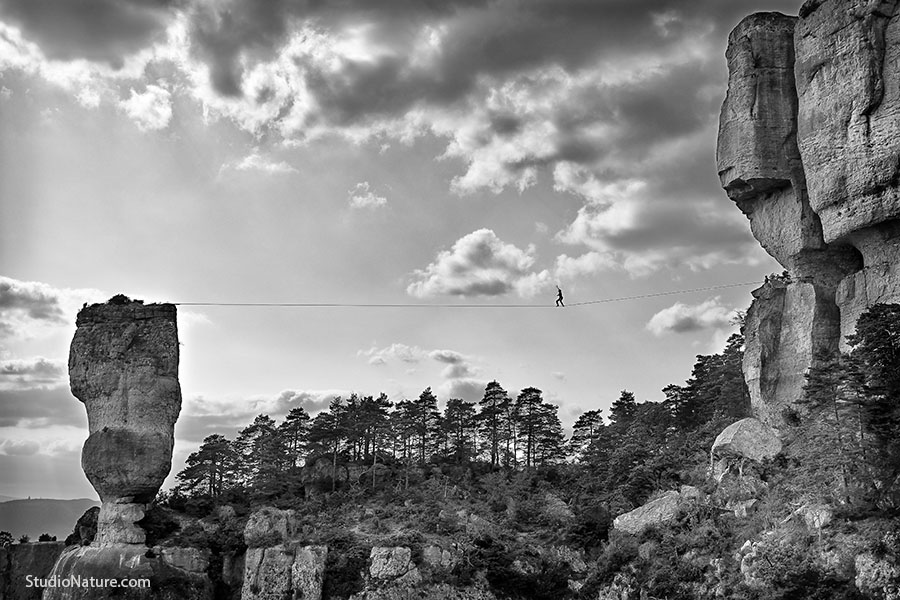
[43,298,212,600]
[240,507,327,600]
[717,1,900,428]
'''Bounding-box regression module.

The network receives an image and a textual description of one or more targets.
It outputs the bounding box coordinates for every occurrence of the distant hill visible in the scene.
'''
[0,498,99,540]
[0,495,20,503]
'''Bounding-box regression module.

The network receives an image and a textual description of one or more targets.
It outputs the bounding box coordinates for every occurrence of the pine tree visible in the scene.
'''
[610,390,637,429]
[308,398,348,492]
[176,434,235,498]
[409,387,442,463]
[233,415,286,493]
[846,303,900,508]
[534,401,566,465]
[279,407,310,468]
[443,398,478,464]
[570,409,604,461]
[479,381,509,468]
[516,387,544,468]
[360,393,392,488]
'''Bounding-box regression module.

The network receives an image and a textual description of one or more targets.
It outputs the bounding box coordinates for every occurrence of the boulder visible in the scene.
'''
[421,545,456,571]
[797,504,833,530]
[244,507,297,548]
[612,488,703,536]
[64,507,99,547]
[712,418,782,462]
[368,547,419,584]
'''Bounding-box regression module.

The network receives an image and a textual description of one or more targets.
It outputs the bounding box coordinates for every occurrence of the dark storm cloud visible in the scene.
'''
[0,386,85,429]
[0,0,179,67]
[182,0,798,121]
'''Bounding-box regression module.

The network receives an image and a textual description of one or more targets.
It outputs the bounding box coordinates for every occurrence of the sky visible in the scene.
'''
[0,0,800,499]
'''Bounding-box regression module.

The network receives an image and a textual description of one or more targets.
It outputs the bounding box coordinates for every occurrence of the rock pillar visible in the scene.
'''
[68,301,181,545]
[43,299,210,600]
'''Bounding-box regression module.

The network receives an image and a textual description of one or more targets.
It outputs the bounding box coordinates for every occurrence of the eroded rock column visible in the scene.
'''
[68,301,181,545]
[41,299,210,600]
[717,12,854,428]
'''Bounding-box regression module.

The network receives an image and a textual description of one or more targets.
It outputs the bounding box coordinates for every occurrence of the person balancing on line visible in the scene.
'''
[556,285,565,307]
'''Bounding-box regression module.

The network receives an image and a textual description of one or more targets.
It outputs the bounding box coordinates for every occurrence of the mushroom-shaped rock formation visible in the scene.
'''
[68,300,181,545]
[43,298,211,600]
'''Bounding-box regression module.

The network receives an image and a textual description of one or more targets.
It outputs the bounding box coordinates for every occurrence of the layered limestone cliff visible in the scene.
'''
[717,1,900,428]
[44,299,211,600]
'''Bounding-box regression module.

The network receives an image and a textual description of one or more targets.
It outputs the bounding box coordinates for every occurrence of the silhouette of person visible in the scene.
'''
[556,286,565,307]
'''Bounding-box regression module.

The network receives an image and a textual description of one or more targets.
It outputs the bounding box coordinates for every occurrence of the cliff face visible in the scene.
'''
[717,1,900,428]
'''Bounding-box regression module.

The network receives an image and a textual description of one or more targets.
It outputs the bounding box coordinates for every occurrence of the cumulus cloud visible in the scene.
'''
[646,297,737,336]
[360,344,480,383]
[224,151,298,175]
[0,439,41,456]
[554,251,618,281]
[359,343,426,366]
[119,84,172,131]
[438,378,488,403]
[0,0,796,276]
[348,181,387,210]
[0,276,104,340]
[407,229,551,298]
[429,349,479,379]
[176,389,348,443]
[0,357,66,390]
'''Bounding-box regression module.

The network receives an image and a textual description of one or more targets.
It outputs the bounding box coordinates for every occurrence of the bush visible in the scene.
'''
[320,530,369,599]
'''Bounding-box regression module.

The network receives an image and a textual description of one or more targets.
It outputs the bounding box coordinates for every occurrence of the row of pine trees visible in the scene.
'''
[175,332,751,505]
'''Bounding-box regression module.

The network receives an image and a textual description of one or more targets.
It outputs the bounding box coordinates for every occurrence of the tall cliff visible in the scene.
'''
[717,0,900,428]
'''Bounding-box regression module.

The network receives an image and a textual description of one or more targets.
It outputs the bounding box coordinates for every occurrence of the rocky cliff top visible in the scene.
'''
[75,302,177,326]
